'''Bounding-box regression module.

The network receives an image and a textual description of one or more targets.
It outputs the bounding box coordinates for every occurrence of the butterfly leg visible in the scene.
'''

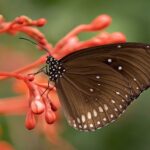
[41,79,51,96]
[34,66,47,75]
[27,66,47,78]
[41,77,55,96]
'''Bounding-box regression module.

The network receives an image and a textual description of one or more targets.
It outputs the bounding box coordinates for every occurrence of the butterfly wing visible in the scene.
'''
[55,43,150,131]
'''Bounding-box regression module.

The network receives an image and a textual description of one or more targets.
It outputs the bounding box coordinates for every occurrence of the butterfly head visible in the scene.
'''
[45,56,66,82]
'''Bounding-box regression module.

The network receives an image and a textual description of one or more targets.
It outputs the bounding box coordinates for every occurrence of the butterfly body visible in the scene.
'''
[45,56,66,82]
[45,43,150,132]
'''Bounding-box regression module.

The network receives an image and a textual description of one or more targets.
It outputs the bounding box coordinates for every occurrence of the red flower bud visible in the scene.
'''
[91,14,112,30]
[25,110,36,130]
[31,100,45,114]
[37,18,47,27]
[45,109,56,124]
[27,74,35,81]
[111,32,126,43]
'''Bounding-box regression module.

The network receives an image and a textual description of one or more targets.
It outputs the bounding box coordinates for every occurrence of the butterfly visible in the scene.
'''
[43,42,150,132]
[44,43,150,132]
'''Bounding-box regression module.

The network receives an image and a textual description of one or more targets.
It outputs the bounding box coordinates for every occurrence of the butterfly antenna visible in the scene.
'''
[41,80,51,96]
[19,37,50,76]
[19,37,50,53]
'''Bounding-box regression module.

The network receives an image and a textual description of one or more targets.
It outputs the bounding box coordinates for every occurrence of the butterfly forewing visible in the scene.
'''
[55,43,150,131]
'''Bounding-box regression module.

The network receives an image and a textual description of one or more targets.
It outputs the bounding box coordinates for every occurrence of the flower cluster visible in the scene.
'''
[0,14,126,145]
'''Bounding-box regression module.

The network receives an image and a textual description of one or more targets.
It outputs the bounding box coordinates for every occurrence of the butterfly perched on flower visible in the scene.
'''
[43,42,150,132]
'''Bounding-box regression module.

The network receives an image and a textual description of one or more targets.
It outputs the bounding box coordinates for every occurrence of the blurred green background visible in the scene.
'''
[0,0,150,150]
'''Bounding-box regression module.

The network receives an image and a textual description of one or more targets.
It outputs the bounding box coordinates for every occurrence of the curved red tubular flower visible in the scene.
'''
[0,15,52,52]
[0,14,126,135]
[54,14,112,51]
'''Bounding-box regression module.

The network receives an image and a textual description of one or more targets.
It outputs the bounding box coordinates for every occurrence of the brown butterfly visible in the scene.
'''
[42,42,150,132]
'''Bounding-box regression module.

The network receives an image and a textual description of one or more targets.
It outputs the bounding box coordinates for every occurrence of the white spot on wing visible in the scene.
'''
[96,75,100,79]
[116,91,120,95]
[73,123,77,128]
[83,124,87,129]
[118,66,123,70]
[81,115,86,123]
[114,108,118,111]
[122,99,125,102]
[77,117,81,123]
[117,45,122,48]
[87,112,92,119]
[103,118,107,121]
[111,100,115,103]
[89,88,94,92]
[90,124,94,127]
[104,104,108,111]
[93,109,98,117]
[99,106,104,112]
[97,121,101,125]
[110,114,114,118]
[108,58,112,63]
[119,105,123,109]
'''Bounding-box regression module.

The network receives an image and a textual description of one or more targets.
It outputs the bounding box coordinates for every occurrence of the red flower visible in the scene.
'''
[0,14,126,144]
